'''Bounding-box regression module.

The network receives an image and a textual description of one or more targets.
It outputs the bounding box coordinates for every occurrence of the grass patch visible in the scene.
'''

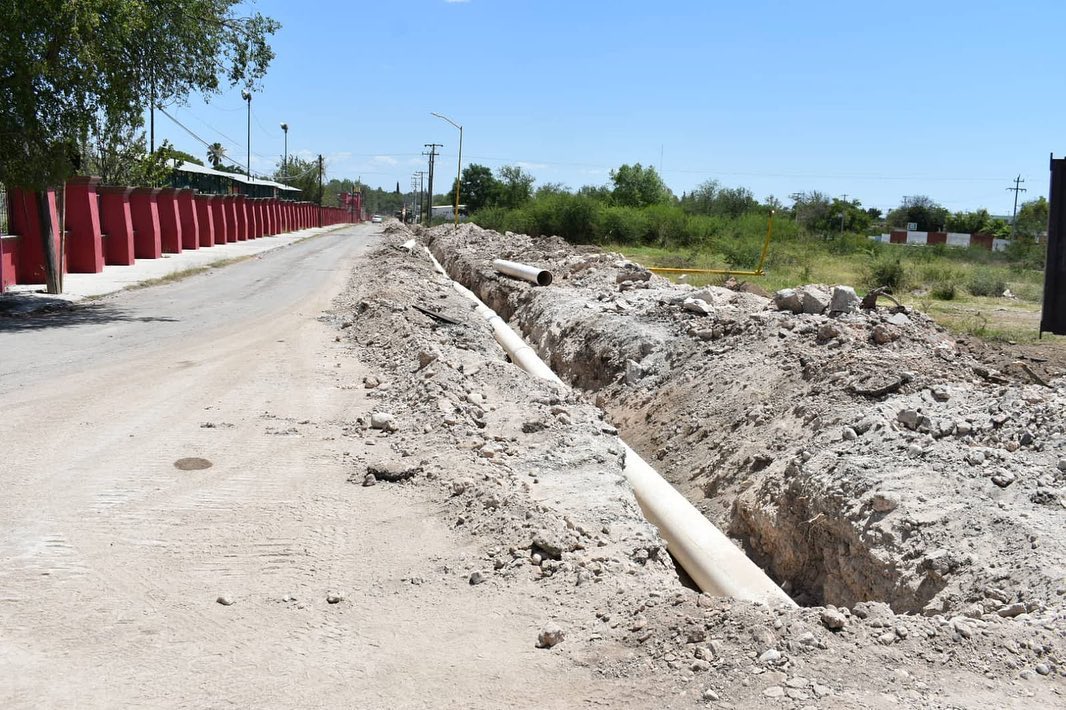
[124,256,252,291]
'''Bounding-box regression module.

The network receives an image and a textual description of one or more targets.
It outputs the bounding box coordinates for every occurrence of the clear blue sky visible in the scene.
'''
[161,0,1066,215]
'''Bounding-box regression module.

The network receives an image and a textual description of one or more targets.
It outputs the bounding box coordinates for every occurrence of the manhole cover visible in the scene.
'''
[174,457,213,471]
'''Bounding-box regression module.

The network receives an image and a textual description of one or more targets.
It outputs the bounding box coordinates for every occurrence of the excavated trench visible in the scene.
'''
[425,226,1066,616]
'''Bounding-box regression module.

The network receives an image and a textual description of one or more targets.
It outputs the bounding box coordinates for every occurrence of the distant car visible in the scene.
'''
[371,214,383,223]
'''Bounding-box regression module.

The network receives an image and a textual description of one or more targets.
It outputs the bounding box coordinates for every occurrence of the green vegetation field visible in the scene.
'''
[611,240,1047,343]
[460,161,1053,344]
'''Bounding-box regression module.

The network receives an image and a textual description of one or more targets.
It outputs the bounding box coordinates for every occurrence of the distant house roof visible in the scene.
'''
[170,160,300,192]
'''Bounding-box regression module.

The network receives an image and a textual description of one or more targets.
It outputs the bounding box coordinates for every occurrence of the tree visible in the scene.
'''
[274,156,321,203]
[683,179,720,214]
[681,180,758,218]
[0,1,279,292]
[609,163,669,208]
[496,165,535,209]
[886,195,949,232]
[322,178,359,210]
[577,184,612,202]
[789,191,833,229]
[1015,197,1049,239]
[206,142,227,169]
[84,111,149,186]
[450,164,499,212]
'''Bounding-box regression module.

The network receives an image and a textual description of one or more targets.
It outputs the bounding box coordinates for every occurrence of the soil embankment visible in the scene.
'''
[327,222,1065,705]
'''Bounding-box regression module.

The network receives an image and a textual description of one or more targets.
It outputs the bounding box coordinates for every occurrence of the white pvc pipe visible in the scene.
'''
[621,445,795,605]
[423,246,795,607]
[494,259,553,286]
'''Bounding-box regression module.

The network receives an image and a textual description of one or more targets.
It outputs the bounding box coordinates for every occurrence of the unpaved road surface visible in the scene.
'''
[0,226,653,708]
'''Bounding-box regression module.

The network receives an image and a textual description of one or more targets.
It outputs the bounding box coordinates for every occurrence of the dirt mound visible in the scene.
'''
[328,226,1065,705]
[424,223,1066,619]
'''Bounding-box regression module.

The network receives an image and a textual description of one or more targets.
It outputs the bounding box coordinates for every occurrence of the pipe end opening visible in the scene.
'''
[537,271,553,287]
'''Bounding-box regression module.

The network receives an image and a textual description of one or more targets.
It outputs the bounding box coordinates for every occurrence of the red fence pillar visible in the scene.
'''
[64,176,105,273]
[195,194,215,247]
[213,196,230,244]
[263,198,274,235]
[176,189,199,250]
[156,188,182,254]
[0,234,17,291]
[98,186,135,266]
[247,198,258,238]
[9,188,62,284]
[234,195,248,241]
[224,195,238,243]
[252,198,263,238]
[130,188,163,259]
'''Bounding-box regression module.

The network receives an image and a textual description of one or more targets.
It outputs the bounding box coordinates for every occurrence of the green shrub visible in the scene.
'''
[863,257,906,291]
[500,208,535,237]
[967,269,1007,297]
[1005,238,1046,270]
[1011,281,1044,302]
[643,204,689,247]
[471,206,508,231]
[930,281,957,300]
[600,206,650,245]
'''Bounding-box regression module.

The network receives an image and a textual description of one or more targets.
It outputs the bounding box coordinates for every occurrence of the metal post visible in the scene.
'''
[241,89,252,179]
[455,125,463,228]
[431,113,463,229]
[281,122,288,178]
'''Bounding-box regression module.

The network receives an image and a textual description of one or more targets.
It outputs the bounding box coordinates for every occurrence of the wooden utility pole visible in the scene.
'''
[1007,175,1027,239]
[317,154,324,227]
[424,143,441,225]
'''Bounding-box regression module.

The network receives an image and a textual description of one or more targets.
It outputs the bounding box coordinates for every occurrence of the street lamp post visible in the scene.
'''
[241,89,252,179]
[280,122,288,178]
[431,112,463,229]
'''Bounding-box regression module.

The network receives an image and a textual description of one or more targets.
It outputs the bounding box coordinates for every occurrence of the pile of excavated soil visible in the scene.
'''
[326,224,1064,706]
[425,223,1066,618]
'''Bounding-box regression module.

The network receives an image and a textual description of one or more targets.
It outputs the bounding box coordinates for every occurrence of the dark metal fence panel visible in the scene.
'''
[1041,156,1066,335]
[0,184,8,235]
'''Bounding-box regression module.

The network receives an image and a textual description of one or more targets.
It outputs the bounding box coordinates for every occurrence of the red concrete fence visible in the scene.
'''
[1,178,356,291]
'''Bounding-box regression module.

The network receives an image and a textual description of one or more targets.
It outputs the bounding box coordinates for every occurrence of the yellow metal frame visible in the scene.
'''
[647,211,775,277]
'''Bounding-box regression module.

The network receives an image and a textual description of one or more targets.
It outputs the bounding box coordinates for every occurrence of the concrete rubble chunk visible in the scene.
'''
[871,324,900,345]
[682,297,714,315]
[829,285,859,314]
[821,608,847,630]
[690,287,733,308]
[370,412,396,430]
[625,359,645,386]
[616,267,651,284]
[536,624,565,648]
[366,459,422,482]
[773,288,803,314]
[800,286,831,315]
[887,312,910,327]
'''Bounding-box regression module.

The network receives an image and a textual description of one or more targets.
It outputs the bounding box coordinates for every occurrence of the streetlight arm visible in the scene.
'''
[431,112,461,131]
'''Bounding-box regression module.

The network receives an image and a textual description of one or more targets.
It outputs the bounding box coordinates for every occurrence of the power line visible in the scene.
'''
[156,106,250,174]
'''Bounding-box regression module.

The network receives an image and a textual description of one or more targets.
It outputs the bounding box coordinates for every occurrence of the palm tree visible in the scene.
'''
[207,142,226,169]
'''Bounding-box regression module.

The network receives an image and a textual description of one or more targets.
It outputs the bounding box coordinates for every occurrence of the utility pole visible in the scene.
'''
[317,154,324,227]
[424,143,442,224]
[1007,175,1027,239]
[414,171,427,224]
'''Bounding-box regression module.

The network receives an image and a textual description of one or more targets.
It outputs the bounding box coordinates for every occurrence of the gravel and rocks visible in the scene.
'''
[325,223,1066,707]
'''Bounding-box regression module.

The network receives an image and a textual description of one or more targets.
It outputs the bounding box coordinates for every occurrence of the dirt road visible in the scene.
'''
[0,226,651,708]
